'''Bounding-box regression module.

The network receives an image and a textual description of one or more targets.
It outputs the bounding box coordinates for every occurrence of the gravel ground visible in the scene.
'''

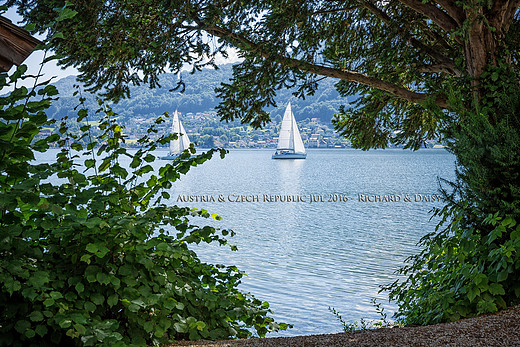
[174,305,520,346]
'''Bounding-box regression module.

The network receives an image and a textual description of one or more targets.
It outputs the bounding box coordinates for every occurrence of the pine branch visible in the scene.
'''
[201,23,449,109]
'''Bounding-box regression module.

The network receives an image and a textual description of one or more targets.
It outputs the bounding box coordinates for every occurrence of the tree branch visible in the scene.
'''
[310,6,361,16]
[492,0,520,33]
[360,0,462,76]
[202,24,449,109]
[416,63,459,74]
[432,0,465,26]
[398,0,459,33]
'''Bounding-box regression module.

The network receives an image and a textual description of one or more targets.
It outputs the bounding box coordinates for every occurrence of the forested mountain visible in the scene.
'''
[46,64,355,124]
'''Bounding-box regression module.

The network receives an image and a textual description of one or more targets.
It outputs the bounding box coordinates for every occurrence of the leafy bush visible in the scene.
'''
[384,83,520,325]
[385,205,520,325]
[0,66,288,346]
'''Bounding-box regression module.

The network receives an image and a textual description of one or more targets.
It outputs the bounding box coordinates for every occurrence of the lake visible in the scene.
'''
[167,148,456,336]
[35,147,456,337]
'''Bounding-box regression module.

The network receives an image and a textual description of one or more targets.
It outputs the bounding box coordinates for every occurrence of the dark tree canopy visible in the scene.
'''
[7,1,520,148]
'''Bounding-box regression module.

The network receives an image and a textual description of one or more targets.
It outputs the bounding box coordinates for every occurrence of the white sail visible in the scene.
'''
[169,110,190,155]
[276,102,306,154]
[291,113,305,153]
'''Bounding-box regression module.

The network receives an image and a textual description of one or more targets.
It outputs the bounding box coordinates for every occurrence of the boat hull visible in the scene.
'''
[160,155,179,160]
[272,152,307,159]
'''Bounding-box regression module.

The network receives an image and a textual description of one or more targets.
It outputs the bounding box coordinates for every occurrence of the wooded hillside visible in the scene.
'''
[46,64,354,124]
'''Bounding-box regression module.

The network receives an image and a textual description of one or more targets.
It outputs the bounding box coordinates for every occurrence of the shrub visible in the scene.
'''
[0,66,288,346]
[384,87,520,325]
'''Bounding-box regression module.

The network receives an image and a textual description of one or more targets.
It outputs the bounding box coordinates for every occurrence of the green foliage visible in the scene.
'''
[328,307,370,332]
[385,206,520,325]
[0,66,288,346]
[329,299,395,332]
[7,0,520,332]
[45,65,348,125]
[384,74,520,325]
[198,134,215,148]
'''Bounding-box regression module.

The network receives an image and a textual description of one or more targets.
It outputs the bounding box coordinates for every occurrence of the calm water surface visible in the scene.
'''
[36,148,456,337]
[168,148,456,336]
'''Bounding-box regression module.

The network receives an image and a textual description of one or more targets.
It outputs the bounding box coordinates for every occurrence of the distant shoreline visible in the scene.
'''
[167,147,449,152]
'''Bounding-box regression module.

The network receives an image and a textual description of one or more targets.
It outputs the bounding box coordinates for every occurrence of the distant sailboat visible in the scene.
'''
[161,110,191,160]
[272,102,307,159]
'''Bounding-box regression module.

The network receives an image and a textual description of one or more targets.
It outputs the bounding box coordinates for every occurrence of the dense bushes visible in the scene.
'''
[0,66,287,346]
[385,77,520,325]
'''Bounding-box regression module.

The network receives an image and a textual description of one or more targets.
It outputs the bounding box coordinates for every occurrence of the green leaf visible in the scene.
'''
[91,293,104,305]
[24,23,36,31]
[489,283,505,295]
[196,321,206,331]
[56,8,78,21]
[24,329,36,338]
[110,276,120,287]
[29,311,44,322]
[86,243,99,253]
[43,298,55,307]
[128,304,140,312]
[497,271,508,282]
[50,291,63,300]
[71,142,83,151]
[98,158,111,172]
[84,301,96,312]
[174,322,186,333]
[96,272,109,285]
[85,159,96,168]
[107,294,118,307]
[80,254,92,264]
[29,271,50,288]
[74,323,87,335]
[467,287,480,302]
[75,282,85,294]
[143,321,153,333]
[51,32,65,40]
[15,320,31,333]
[59,319,72,328]
[35,324,48,337]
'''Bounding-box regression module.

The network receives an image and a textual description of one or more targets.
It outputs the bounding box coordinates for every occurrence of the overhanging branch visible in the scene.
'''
[202,23,449,109]
[398,0,459,33]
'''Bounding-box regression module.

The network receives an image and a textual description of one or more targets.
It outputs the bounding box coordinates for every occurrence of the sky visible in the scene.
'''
[3,7,78,84]
[3,7,242,86]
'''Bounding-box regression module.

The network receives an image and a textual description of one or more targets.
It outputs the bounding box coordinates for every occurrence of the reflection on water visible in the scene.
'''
[35,148,456,337]
[167,149,455,336]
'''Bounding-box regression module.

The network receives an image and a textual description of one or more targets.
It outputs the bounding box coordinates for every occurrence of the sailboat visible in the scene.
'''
[160,110,191,160]
[272,102,307,159]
